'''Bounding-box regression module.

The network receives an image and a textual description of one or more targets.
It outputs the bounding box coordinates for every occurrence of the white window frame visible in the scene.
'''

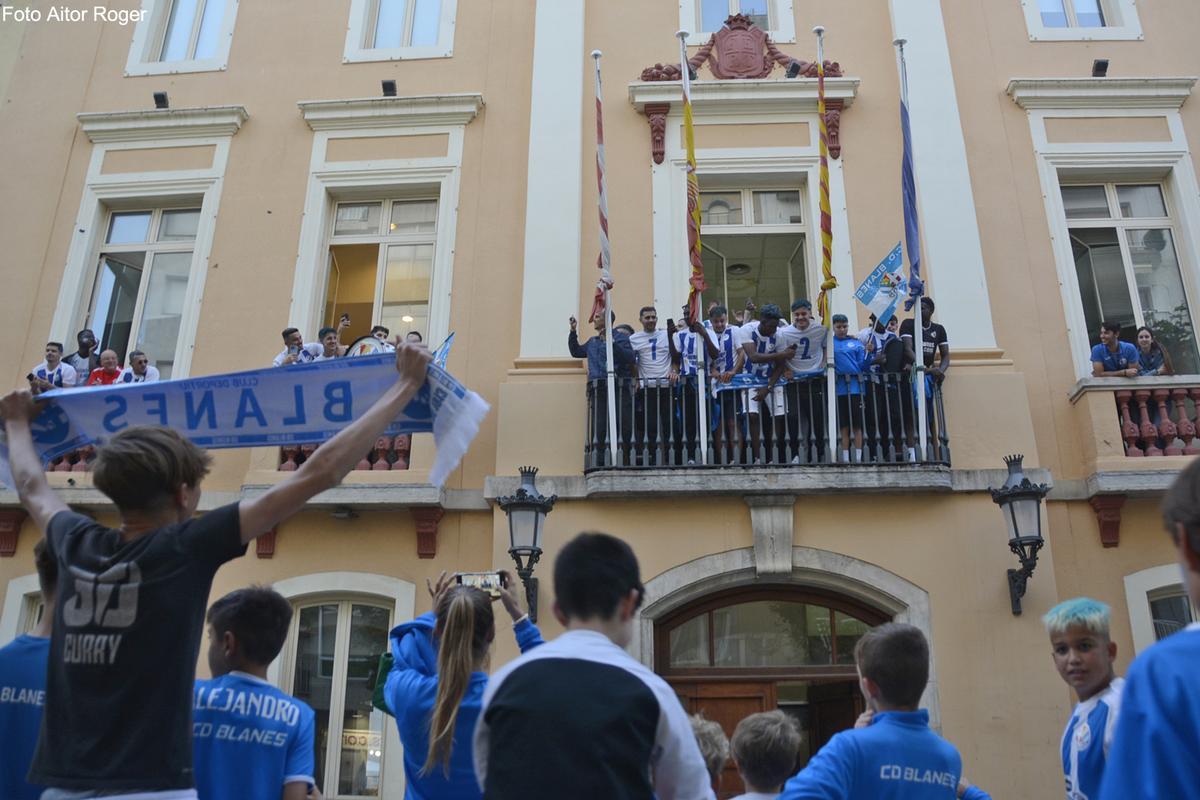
[698,185,810,312]
[269,572,415,800]
[327,197,441,336]
[0,573,41,642]
[289,95,482,347]
[344,0,458,63]
[1059,180,1196,361]
[631,80,858,317]
[82,206,203,377]
[125,0,240,77]
[1124,563,1198,654]
[1019,0,1142,41]
[1009,78,1200,378]
[50,106,246,379]
[681,0,795,44]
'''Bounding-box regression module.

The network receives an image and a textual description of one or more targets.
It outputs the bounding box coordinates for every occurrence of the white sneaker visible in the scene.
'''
[791,455,801,465]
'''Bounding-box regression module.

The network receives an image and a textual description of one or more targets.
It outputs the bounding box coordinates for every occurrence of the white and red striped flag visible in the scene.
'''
[589,50,613,324]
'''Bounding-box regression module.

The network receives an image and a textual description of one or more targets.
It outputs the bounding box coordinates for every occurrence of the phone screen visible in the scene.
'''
[456,572,502,598]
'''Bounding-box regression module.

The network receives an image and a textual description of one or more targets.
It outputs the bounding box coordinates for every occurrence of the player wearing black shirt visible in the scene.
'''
[898,297,949,460]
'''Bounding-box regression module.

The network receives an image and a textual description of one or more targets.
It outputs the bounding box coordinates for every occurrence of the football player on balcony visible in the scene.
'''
[118,350,160,383]
[28,341,77,395]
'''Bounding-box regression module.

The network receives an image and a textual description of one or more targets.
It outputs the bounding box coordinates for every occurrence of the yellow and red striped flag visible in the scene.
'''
[814,30,836,327]
[679,35,707,325]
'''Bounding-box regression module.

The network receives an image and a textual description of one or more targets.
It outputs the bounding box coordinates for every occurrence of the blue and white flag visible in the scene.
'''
[853,243,907,328]
[900,87,923,309]
[432,332,454,368]
[0,354,488,488]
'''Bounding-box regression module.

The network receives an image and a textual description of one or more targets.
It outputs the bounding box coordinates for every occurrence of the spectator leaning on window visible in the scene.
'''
[1136,326,1173,377]
[273,327,323,367]
[64,328,99,386]
[1091,320,1139,377]
[28,342,77,395]
[86,349,123,386]
[118,351,160,383]
[315,327,341,361]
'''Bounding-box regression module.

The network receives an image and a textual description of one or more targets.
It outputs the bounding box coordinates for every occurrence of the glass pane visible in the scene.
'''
[1061,186,1110,219]
[1038,0,1069,27]
[134,252,191,378]
[293,604,338,793]
[89,253,145,359]
[668,614,710,667]
[1128,228,1200,374]
[338,605,391,797]
[411,0,441,46]
[1149,593,1194,641]
[702,233,806,320]
[160,0,199,61]
[1072,0,1105,27]
[753,191,802,225]
[334,203,383,236]
[713,601,832,667]
[738,0,770,30]
[107,211,152,245]
[194,0,225,59]
[701,192,744,226]
[157,209,201,241]
[834,613,872,665]
[380,243,433,339]
[373,0,407,48]
[1071,228,1134,349]
[1117,185,1167,219]
[700,0,729,32]
[389,200,438,235]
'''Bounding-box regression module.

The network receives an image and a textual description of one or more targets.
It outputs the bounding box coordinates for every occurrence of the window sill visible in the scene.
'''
[1028,27,1144,42]
[342,46,454,64]
[124,58,228,77]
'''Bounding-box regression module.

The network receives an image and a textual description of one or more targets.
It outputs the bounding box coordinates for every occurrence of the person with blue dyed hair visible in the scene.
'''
[1100,459,1200,800]
[1043,597,1123,800]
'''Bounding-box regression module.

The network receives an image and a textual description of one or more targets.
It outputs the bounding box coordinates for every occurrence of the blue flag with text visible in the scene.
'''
[854,243,907,328]
[0,354,488,488]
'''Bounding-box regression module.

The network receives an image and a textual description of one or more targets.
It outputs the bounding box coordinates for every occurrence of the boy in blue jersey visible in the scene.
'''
[1090,321,1139,377]
[1099,459,1200,800]
[831,314,874,463]
[193,586,316,800]
[1042,598,1123,800]
[780,623,989,800]
[0,540,55,800]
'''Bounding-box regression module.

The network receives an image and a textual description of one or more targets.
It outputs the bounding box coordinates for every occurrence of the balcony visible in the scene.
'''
[276,435,413,471]
[583,372,949,470]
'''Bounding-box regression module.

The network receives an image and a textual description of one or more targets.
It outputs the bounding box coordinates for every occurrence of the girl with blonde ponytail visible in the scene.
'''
[382,570,542,799]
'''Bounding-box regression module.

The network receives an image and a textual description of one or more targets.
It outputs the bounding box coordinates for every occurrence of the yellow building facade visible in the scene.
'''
[1,0,1199,796]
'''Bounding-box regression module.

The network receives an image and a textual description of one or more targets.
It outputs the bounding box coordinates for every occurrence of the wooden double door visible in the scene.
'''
[671,678,863,798]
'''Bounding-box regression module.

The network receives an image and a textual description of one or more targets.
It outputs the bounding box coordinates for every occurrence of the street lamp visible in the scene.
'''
[496,466,556,623]
[990,454,1050,616]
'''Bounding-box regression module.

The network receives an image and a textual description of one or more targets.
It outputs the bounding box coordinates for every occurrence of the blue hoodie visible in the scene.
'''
[780,710,990,800]
[384,612,544,800]
[833,335,869,396]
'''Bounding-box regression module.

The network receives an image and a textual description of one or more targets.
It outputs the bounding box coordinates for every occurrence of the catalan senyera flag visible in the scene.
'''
[814,56,836,327]
[681,60,707,325]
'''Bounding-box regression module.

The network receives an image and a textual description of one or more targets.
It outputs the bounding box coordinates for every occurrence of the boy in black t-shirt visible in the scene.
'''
[0,343,432,797]
[898,297,950,461]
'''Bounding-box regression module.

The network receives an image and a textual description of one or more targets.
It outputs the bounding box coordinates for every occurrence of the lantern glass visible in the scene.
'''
[1005,495,1042,544]
[508,507,543,551]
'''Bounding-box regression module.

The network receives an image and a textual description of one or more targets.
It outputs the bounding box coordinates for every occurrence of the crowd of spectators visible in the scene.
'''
[27,329,163,396]
[569,295,951,466]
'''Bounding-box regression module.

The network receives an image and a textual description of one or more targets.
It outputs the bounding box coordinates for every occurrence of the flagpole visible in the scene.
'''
[592,50,619,466]
[814,25,838,462]
[678,30,709,465]
[895,37,928,461]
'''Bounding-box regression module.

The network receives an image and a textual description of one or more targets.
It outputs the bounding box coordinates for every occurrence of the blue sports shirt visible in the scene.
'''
[0,635,49,800]
[833,336,869,396]
[1099,624,1200,800]
[1061,677,1123,800]
[780,710,967,800]
[192,671,316,800]
[1090,342,1139,373]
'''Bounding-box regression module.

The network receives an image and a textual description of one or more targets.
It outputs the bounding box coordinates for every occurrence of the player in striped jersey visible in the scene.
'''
[669,312,718,465]
[707,305,744,463]
[1043,598,1124,800]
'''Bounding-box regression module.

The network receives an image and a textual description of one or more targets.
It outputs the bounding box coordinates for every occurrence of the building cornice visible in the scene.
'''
[1006,77,1196,110]
[628,77,859,116]
[297,93,484,131]
[77,105,248,143]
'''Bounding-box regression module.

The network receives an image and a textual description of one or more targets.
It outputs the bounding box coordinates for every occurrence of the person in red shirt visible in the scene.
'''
[86,349,123,386]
